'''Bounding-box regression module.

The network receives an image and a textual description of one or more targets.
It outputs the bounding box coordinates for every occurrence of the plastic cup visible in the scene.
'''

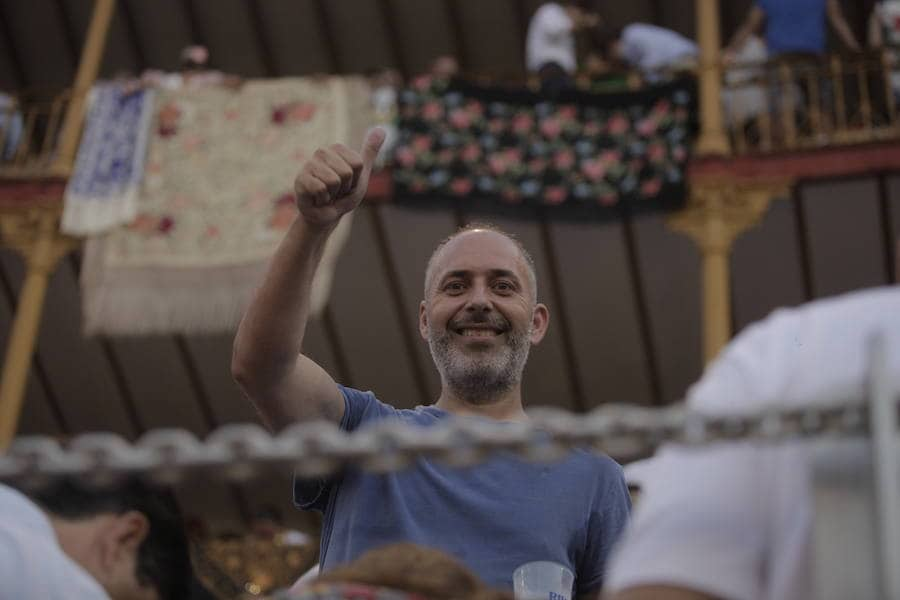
[513,561,574,600]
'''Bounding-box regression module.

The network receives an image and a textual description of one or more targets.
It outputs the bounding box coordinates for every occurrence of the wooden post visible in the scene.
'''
[0,208,77,447]
[52,0,116,176]
[667,179,788,362]
[695,0,730,155]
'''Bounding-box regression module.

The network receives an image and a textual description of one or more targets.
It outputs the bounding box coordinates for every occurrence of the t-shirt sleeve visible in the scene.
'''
[293,385,399,511]
[577,459,631,595]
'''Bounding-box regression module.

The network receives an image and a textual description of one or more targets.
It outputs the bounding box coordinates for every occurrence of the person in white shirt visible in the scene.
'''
[526,2,600,94]
[604,285,900,600]
[0,478,192,600]
[600,23,698,83]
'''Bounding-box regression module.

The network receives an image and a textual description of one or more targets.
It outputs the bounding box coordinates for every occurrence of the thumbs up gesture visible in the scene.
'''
[294,128,386,228]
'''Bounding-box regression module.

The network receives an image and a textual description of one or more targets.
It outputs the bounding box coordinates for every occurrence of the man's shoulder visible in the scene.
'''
[552,449,625,487]
[339,385,446,429]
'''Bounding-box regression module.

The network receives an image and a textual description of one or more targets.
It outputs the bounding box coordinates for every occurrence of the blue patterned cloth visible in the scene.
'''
[62,82,156,235]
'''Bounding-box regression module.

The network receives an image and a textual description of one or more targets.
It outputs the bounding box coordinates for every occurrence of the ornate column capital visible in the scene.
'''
[0,206,80,273]
[667,178,790,254]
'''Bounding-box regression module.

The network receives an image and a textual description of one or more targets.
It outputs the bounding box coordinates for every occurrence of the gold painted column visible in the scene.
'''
[0,208,77,447]
[52,0,117,176]
[668,180,788,362]
[695,0,730,155]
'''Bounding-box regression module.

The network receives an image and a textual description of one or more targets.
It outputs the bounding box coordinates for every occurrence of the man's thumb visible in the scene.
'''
[361,127,387,169]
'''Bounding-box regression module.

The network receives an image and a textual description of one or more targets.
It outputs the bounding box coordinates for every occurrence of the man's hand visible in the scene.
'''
[294,127,386,229]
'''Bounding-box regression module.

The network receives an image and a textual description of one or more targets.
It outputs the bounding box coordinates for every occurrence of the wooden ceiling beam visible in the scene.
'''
[179,0,208,51]
[621,214,664,406]
[369,206,432,403]
[443,0,468,73]
[245,0,278,77]
[51,0,81,66]
[791,186,815,302]
[0,256,69,435]
[876,174,897,284]
[313,0,342,73]
[377,0,409,80]
[512,0,530,74]
[119,0,149,71]
[0,2,27,88]
[537,213,587,412]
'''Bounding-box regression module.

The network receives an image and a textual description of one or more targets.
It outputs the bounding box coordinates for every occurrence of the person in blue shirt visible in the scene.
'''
[232,128,631,597]
[725,0,860,59]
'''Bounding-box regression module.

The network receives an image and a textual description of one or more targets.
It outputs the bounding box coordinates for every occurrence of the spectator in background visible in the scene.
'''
[526,1,601,95]
[725,0,860,59]
[869,0,900,99]
[0,478,192,600]
[430,55,461,81]
[0,92,23,160]
[597,23,698,84]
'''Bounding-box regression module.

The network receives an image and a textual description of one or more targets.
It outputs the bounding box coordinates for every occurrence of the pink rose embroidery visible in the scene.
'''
[450,178,474,196]
[543,186,567,205]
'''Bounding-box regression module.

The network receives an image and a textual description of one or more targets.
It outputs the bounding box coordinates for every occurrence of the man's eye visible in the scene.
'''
[494,281,514,292]
[444,281,465,292]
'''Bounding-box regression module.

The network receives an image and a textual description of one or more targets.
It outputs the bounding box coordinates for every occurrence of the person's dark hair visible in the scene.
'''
[32,478,192,600]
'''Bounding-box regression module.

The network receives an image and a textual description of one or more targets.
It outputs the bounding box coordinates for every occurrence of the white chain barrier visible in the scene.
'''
[0,400,868,488]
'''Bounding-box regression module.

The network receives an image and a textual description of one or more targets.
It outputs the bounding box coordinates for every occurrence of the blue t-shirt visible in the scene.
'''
[295,386,631,595]
[758,0,827,55]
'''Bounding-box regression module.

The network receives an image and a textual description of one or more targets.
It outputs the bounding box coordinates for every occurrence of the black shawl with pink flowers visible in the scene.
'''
[391,76,696,220]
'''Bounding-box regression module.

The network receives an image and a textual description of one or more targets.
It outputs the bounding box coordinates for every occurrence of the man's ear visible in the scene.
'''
[100,511,149,569]
[419,300,429,340]
[530,303,550,345]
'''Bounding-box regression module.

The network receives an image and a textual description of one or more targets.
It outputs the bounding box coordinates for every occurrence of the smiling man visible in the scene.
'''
[232,129,630,596]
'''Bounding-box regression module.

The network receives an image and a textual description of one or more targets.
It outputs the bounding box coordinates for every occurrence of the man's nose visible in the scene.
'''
[465,284,492,312]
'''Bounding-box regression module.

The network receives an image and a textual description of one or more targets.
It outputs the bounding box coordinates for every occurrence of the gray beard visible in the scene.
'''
[427,322,532,405]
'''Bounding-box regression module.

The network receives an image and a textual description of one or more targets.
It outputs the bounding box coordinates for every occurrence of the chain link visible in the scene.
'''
[0,401,869,488]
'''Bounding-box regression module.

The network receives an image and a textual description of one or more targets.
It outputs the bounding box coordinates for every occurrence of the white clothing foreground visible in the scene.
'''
[606,286,900,600]
[0,483,110,599]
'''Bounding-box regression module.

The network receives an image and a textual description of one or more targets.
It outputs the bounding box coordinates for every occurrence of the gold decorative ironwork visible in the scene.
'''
[196,532,319,598]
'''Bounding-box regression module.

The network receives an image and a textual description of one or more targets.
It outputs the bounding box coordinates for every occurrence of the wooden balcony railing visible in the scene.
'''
[0,89,78,180]
[723,51,900,155]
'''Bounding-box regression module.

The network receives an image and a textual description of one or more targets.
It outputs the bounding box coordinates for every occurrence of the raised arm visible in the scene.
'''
[826,0,861,51]
[232,129,385,430]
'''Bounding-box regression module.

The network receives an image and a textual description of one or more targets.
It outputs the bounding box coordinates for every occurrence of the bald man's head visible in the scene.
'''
[424,224,538,304]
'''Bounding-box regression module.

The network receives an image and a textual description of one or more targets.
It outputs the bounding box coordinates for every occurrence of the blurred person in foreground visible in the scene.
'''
[232,128,630,597]
[604,285,900,600]
[285,542,512,599]
[0,477,192,600]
